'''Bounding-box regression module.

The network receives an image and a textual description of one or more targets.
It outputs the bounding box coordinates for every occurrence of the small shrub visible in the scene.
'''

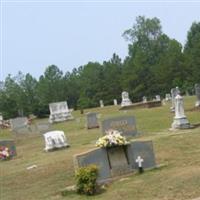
[75,165,98,195]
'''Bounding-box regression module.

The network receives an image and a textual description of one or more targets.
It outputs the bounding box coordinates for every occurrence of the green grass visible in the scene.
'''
[1,96,200,200]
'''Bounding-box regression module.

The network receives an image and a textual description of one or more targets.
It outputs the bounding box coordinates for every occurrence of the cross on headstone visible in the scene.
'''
[136,156,144,173]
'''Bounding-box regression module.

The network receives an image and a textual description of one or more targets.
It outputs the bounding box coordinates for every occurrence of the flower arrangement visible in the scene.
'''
[0,146,12,160]
[96,129,129,148]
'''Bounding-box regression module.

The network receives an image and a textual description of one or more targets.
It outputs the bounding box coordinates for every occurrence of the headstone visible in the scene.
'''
[170,87,180,112]
[86,112,99,129]
[43,130,69,151]
[165,93,171,101]
[126,141,156,170]
[171,94,190,129]
[74,148,111,182]
[49,101,73,123]
[155,95,161,101]
[113,99,118,106]
[142,96,147,103]
[195,83,200,107]
[102,116,137,137]
[0,114,3,126]
[99,100,104,108]
[0,140,17,160]
[74,140,156,183]
[121,91,132,107]
[10,117,31,134]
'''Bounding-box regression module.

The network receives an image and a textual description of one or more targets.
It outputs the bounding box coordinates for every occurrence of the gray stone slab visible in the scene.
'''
[74,148,111,181]
[10,117,31,134]
[102,116,137,137]
[86,113,99,129]
[127,141,156,170]
[0,140,17,157]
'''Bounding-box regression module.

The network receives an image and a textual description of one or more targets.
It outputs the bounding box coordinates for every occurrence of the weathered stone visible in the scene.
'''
[10,117,31,134]
[86,112,99,129]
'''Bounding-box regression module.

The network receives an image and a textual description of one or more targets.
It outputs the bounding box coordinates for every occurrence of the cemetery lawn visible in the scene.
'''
[1,96,200,200]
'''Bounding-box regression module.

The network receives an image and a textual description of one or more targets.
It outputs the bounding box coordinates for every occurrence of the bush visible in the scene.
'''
[75,165,98,195]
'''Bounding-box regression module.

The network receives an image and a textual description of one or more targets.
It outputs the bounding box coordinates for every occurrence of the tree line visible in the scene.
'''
[0,16,200,119]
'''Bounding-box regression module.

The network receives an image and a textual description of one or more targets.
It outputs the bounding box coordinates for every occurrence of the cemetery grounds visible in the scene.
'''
[1,96,200,200]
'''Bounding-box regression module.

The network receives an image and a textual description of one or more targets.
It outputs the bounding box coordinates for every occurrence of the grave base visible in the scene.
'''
[171,117,191,129]
[120,100,161,110]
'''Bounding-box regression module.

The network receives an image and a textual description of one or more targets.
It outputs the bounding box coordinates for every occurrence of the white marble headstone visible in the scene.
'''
[43,130,69,151]
[195,83,200,107]
[165,93,171,101]
[113,99,118,106]
[171,94,190,129]
[121,91,132,107]
[49,101,73,123]
[100,100,104,108]
[142,96,147,103]
[155,95,161,101]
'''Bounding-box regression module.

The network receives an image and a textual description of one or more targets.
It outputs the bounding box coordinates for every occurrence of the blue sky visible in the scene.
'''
[1,1,200,80]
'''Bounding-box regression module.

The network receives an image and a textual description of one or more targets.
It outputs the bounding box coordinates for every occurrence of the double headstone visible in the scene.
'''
[171,94,190,129]
[43,130,69,151]
[74,141,156,183]
[86,112,99,129]
[195,83,200,107]
[102,116,137,137]
[121,91,132,107]
[49,101,73,123]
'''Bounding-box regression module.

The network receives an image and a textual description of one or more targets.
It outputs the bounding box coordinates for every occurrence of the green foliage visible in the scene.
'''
[75,165,98,195]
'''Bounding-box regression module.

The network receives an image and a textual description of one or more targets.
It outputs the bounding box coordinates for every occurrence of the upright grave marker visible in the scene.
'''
[121,91,132,107]
[43,130,69,151]
[113,99,118,106]
[195,83,200,107]
[10,117,31,134]
[86,112,99,129]
[99,100,104,108]
[171,94,191,129]
[49,101,73,123]
[102,116,137,137]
